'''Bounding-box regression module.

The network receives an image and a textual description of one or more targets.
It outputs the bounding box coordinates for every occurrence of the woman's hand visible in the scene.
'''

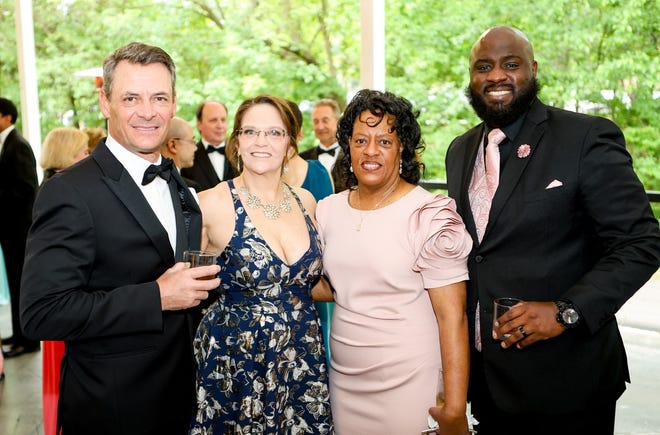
[428,406,469,435]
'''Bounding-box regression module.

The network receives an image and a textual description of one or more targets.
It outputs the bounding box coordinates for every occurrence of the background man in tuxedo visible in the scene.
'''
[0,97,39,359]
[442,26,660,434]
[181,100,237,190]
[20,42,220,435]
[299,98,348,192]
[162,116,200,191]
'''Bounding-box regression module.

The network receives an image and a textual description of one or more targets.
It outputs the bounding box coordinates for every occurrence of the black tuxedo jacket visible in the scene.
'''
[0,128,37,344]
[445,98,660,414]
[21,139,202,434]
[299,145,350,192]
[181,141,237,191]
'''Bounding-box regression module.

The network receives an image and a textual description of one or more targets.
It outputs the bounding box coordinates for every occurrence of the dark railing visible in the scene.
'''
[419,180,660,203]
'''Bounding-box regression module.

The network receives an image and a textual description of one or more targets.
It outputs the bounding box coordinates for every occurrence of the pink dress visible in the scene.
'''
[316,186,472,434]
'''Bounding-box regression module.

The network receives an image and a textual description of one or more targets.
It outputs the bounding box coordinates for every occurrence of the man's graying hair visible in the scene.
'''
[102,42,176,98]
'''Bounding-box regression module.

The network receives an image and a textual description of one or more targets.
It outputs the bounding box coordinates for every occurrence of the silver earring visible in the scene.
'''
[399,160,403,174]
[349,164,353,173]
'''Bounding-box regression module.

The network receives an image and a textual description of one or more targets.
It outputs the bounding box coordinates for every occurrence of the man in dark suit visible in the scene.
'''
[181,100,237,190]
[0,97,39,358]
[162,116,201,191]
[20,42,220,435]
[299,98,349,192]
[442,26,660,434]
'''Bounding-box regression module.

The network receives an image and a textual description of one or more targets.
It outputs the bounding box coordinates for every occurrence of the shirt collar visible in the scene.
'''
[202,139,225,149]
[105,135,163,187]
[319,141,338,151]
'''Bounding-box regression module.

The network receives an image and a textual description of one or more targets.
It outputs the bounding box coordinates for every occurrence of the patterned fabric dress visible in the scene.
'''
[190,180,333,435]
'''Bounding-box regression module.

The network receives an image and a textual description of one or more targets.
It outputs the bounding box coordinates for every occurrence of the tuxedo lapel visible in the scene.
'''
[94,142,175,265]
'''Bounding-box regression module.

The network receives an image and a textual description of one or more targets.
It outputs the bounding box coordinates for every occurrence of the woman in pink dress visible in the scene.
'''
[315,89,473,434]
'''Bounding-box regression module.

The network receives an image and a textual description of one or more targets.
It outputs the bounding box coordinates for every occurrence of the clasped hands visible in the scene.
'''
[492,301,565,349]
[157,261,221,311]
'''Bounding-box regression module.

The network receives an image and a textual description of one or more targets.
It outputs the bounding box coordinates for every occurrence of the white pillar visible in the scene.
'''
[15,0,41,173]
[360,0,385,91]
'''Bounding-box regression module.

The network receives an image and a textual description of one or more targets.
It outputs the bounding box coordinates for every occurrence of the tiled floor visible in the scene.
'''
[0,303,43,435]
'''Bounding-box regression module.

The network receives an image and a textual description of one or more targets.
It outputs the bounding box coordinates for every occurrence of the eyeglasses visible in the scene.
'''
[237,128,288,143]
[173,137,196,145]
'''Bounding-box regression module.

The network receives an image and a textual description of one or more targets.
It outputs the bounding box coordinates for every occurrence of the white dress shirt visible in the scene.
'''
[318,141,339,176]
[0,124,15,152]
[204,140,227,181]
[105,136,177,253]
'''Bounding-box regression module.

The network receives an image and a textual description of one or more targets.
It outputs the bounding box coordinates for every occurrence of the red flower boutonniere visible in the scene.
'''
[517,144,531,158]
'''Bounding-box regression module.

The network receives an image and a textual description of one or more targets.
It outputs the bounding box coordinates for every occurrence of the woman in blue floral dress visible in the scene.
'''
[190,95,333,435]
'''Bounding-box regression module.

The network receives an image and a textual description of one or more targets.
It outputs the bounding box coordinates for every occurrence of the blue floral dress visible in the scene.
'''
[190,180,333,435]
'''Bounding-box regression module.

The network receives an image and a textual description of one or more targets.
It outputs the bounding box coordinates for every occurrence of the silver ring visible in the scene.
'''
[519,326,528,337]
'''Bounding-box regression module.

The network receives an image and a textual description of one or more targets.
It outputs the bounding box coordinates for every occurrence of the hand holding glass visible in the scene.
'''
[493,297,522,339]
[183,250,219,280]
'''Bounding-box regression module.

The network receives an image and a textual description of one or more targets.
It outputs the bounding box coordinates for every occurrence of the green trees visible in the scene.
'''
[1,0,656,190]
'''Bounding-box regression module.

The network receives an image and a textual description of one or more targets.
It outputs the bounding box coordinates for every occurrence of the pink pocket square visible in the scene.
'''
[545,179,563,189]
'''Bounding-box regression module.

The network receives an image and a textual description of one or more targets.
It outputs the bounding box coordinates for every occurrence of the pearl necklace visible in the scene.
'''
[355,179,400,231]
[238,182,293,220]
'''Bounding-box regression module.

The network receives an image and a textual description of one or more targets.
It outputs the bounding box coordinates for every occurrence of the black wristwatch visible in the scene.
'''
[555,301,580,329]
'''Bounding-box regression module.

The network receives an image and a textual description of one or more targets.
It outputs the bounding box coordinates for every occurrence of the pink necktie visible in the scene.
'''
[485,128,505,197]
[470,128,505,351]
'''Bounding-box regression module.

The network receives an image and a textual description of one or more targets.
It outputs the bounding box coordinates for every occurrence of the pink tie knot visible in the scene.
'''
[488,128,506,146]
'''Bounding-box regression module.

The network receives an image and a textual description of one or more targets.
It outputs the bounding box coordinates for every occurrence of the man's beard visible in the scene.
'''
[467,78,540,128]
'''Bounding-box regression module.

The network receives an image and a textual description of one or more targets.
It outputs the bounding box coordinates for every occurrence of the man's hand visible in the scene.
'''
[492,301,565,349]
[157,262,221,311]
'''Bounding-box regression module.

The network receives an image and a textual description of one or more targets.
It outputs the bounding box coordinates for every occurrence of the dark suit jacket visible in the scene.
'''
[181,141,237,191]
[445,98,660,414]
[21,139,202,434]
[299,145,350,192]
[0,128,37,344]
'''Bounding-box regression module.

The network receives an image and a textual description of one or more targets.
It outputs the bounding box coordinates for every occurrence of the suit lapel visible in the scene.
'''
[170,168,202,259]
[196,142,221,186]
[93,141,175,265]
[486,100,548,235]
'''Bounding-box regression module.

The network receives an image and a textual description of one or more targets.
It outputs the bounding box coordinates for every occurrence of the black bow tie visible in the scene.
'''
[318,147,337,156]
[207,145,226,155]
[142,158,174,185]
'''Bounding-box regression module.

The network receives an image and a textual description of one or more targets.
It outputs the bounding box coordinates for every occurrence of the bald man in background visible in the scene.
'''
[162,117,200,191]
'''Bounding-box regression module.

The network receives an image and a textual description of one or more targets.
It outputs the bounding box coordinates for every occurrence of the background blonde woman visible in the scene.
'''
[37,126,89,435]
[39,127,89,181]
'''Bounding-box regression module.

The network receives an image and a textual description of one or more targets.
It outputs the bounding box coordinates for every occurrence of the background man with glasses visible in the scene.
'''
[162,116,200,191]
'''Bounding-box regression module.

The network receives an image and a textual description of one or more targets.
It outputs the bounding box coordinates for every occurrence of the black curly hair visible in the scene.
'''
[336,89,424,187]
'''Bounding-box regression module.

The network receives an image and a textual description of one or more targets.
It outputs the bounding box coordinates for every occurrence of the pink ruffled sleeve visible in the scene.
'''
[408,194,473,289]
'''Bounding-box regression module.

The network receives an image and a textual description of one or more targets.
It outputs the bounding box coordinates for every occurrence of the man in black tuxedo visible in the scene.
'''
[299,98,349,192]
[181,100,237,190]
[0,97,39,358]
[442,26,660,434]
[21,42,220,435]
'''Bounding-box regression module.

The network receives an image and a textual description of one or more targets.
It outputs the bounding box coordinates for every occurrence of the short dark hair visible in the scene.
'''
[0,98,18,124]
[102,42,176,98]
[336,89,425,186]
[286,100,303,138]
